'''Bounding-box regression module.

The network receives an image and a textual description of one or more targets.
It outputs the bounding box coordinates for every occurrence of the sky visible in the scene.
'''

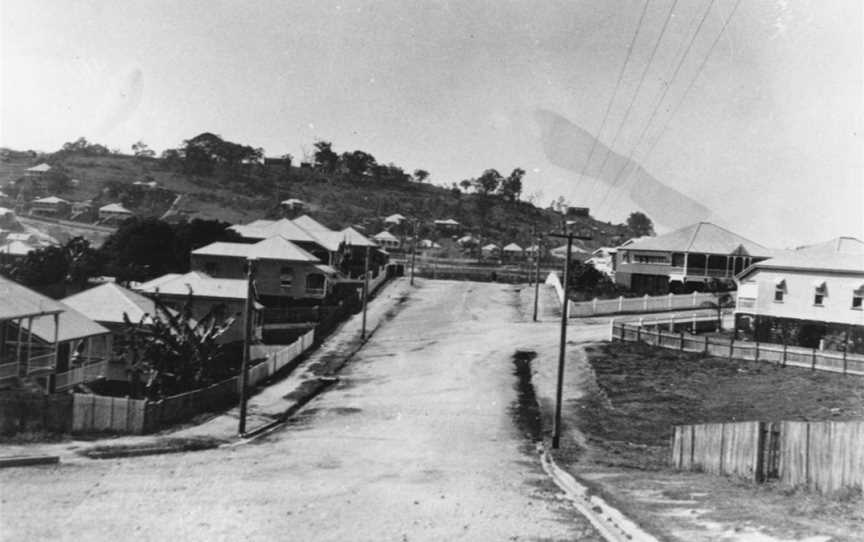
[1,0,862,248]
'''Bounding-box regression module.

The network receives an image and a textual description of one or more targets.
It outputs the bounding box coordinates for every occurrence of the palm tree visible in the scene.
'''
[700,279,736,332]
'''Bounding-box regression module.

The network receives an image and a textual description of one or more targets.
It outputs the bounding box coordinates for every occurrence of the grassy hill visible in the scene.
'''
[0,146,632,252]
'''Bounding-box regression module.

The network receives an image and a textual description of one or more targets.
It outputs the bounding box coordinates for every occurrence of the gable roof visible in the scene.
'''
[192,236,320,262]
[619,222,770,256]
[503,243,523,252]
[384,214,406,223]
[481,243,500,251]
[26,163,51,172]
[134,271,249,300]
[339,227,376,247]
[795,236,864,256]
[62,283,162,325]
[434,219,460,226]
[245,219,276,228]
[0,276,65,320]
[29,302,110,343]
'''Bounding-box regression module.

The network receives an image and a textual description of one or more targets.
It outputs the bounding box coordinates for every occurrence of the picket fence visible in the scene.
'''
[71,328,316,434]
[544,272,717,318]
[672,420,864,494]
[611,321,864,376]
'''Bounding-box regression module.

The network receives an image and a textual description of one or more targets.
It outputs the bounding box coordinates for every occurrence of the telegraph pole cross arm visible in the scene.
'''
[545,230,592,449]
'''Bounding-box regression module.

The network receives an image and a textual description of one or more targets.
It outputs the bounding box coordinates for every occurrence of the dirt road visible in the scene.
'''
[0,280,602,541]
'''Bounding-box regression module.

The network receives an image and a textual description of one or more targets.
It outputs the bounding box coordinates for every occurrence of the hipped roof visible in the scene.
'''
[192,236,320,262]
[62,283,161,325]
[619,222,770,256]
[0,276,65,320]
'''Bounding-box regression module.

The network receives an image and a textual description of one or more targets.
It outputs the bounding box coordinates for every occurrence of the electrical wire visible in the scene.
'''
[575,0,652,192]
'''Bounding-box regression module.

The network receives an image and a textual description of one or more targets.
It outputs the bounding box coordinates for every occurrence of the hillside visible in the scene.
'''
[0,145,634,251]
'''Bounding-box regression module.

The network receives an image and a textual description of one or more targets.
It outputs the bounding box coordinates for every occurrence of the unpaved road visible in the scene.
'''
[0,280,603,541]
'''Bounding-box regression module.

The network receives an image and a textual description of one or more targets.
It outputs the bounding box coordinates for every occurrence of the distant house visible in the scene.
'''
[502,243,524,261]
[433,218,460,232]
[24,163,51,179]
[480,243,501,259]
[190,236,338,304]
[383,214,406,225]
[565,206,590,218]
[418,239,441,250]
[735,238,864,354]
[98,203,134,222]
[135,271,263,343]
[457,235,478,247]
[0,240,38,263]
[30,196,69,217]
[614,222,773,295]
[71,200,94,218]
[62,283,163,331]
[550,243,589,261]
[132,180,159,189]
[524,244,541,259]
[231,218,341,266]
[280,198,306,214]
[374,230,401,250]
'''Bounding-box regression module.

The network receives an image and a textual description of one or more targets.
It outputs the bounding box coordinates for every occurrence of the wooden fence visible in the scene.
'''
[672,420,864,494]
[611,321,864,376]
[70,328,316,434]
[545,272,721,318]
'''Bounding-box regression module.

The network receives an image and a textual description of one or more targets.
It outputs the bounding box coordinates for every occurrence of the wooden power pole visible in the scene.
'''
[238,258,256,436]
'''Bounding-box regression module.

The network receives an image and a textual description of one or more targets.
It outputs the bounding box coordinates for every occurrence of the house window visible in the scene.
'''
[306,273,325,294]
[280,267,294,289]
[853,286,863,309]
[774,279,786,302]
[813,281,827,306]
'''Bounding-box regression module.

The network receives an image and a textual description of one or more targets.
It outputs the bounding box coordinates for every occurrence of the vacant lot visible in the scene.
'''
[560,341,864,541]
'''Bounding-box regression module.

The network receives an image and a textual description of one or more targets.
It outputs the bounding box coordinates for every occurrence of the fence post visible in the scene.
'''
[692,313,697,334]
[643,294,649,311]
[668,292,673,310]
[592,297,598,314]
[729,337,734,360]
[680,331,684,351]
[636,322,642,343]
[692,291,698,308]
[811,348,817,371]
[755,339,760,362]
[704,335,709,355]
[608,319,615,341]
[618,296,623,312]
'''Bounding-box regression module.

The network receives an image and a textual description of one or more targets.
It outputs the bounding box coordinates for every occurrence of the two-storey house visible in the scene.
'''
[614,222,773,294]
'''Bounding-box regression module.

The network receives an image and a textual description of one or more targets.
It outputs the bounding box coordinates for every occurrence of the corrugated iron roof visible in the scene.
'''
[0,276,65,320]
[135,271,249,300]
[62,283,160,324]
[503,243,523,252]
[29,302,109,342]
[292,215,331,233]
[619,222,770,256]
[742,251,864,276]
[795,236,864,255]
[192,236,320,262]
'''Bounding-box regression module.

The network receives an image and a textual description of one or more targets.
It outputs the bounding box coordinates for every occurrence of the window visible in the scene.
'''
[813,281,827,306]
[853,285,863,309]
[774,279,786,302]
[633,253,670,265]
[279,267,294,289]
[305,273,325,294]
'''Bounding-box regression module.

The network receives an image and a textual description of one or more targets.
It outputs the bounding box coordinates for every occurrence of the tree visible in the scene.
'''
[474,169,503,196]
[2,245,68,287]
[132,141,156,158]
[566,261,622,301]
[413,169,430,183]
[701,278,735,331]
[313,140,340,172]
[459,179,473,193]
[123,295,238,398]
[64,237,101,289]
[625,211,655,238]
[60,137,109,156]
[498,167,524,202]
[341,150,377,177]
[99,217,183,282]
[173,219,242,264]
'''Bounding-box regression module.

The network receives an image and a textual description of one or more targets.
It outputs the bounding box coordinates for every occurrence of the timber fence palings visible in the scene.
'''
[674,420,864,495]
[611,321,864,377]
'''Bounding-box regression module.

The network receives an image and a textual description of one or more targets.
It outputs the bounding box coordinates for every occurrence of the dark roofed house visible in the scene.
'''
[614,221,773,295]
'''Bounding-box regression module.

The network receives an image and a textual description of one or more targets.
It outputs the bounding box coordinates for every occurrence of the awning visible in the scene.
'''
[774,278,786,288]
[315,264,339,276]
[812,280,827,290]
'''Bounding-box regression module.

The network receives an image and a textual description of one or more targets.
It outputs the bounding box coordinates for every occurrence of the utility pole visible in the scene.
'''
[547,230,592,449]
[361,244,371,340]
[238,258,256,436]
[532,233,541,322]
[409,219,418,286]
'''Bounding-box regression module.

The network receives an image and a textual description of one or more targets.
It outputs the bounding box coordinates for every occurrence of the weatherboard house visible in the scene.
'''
[734,237,864,354]
[614,222,773,295]
[98,203,134,222]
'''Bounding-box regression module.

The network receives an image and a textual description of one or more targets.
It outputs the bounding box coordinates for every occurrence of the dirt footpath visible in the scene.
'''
[0,280,601,542]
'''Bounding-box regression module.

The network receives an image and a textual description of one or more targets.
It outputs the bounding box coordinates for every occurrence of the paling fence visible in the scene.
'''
[71,329,316,434]
[544,272,718,318]
[672,420,864,494]
[611,321,864,376]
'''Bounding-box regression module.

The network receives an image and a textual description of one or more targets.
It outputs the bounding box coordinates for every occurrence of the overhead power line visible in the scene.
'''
[610,0,743,204]
[575,0,651,192]
[586,0,679,197]
[595,0,724,213]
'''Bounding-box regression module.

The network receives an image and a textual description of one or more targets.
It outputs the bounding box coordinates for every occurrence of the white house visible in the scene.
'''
[502,243,524,261]
[585,247,617,277]
[24,163,51,178]
[373,230,401,249]
[383,214,406,225]
[735,238,864,353]
[480,243,500,259]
